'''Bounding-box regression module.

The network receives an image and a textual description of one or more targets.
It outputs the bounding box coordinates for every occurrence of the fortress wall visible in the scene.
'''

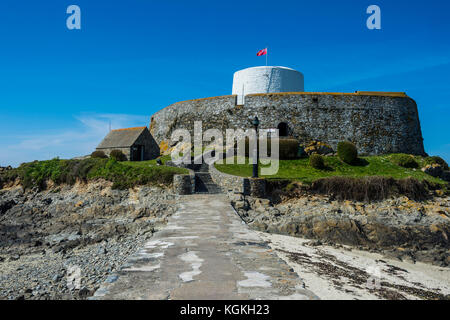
[150,95,237,146]
[150,93,425,156]
[244,93,425,155]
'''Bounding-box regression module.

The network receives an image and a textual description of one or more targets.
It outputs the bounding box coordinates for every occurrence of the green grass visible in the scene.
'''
[215,155,446,185]
[0,157,188,190]
[123,155,173,167]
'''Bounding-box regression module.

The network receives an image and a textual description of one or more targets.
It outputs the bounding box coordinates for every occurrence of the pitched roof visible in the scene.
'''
[96,127,147,149]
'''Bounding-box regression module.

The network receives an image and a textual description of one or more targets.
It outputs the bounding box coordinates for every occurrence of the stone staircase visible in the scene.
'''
[194,163,222,194]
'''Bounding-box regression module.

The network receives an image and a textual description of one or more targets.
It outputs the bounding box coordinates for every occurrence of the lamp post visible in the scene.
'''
[252,116,260,178]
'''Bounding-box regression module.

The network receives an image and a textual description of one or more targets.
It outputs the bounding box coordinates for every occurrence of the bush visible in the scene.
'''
[91,151,107,159]
[424,156,449,171]
[337,141,358,164]
[309,154,325,170]
[243,138,299,160]
[390,154,419,168]
[109,150,127,162]
[278,139,300,159]
[297,146,307,158]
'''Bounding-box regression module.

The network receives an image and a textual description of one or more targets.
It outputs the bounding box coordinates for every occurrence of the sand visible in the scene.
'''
[258,232,450,300]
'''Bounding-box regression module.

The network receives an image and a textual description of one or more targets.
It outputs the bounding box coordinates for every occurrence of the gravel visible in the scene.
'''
[0,180,178,300]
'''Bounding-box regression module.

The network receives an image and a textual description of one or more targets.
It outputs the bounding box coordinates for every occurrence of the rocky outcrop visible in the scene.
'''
[304,141,334,156]
[0,181,178,300]
[422,164,450,182]
[229,192,450,267]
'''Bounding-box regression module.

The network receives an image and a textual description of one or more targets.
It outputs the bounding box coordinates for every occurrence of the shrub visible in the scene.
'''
[309,154,325,170]
[337,141,358,164]
[278,139,300,159]
[91,151,107,159]
[109,150,127,162]
[243,138,299,160]
[390,154,419,168]
[297,146,307,158]
[424,156,449,171]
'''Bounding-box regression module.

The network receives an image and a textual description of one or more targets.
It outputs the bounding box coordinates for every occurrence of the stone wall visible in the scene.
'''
[150,92,425,156]
[100,147,131,160]
[209,163,247,193]
[172,169,195,195]
[209,163,266,197]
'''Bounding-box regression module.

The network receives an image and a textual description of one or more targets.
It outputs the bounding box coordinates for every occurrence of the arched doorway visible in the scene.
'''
[277,122,289,137]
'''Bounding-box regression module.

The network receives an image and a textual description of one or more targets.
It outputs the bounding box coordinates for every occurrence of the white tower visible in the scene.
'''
[232,66,304,104]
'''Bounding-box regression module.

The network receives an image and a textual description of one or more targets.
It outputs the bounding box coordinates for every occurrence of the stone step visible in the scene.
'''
[194,173,222,194]
[195,173,214,182]
[197,163,210,172]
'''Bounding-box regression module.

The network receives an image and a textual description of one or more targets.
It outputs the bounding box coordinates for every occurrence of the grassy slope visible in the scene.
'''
[0,157,188,190]
[215,155,445,185]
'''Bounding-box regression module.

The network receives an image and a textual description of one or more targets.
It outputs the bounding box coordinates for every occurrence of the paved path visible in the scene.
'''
[92,194,318,300]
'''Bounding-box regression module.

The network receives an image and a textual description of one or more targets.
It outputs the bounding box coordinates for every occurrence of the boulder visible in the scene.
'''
[304,141,334,156]
[162,141,191,157]
[0,199,16,215]
[441,171,450,182]
[233,199,250,211]
[421,164,444,178]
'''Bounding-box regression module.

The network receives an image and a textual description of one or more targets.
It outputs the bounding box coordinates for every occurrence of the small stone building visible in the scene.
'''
[96,127,159,161]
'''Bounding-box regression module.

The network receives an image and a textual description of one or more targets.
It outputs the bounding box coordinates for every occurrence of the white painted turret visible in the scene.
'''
[232,66,304,104]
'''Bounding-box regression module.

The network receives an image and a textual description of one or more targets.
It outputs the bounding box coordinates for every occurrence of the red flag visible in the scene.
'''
[256,48,267,56]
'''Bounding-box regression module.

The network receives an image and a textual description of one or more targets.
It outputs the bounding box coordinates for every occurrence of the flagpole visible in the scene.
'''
[266,46,268,66]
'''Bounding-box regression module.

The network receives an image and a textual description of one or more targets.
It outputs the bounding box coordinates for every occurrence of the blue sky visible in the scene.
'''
[0,0,449,166]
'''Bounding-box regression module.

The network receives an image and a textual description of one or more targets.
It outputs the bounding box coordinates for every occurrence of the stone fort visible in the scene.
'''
[150,66,425,156]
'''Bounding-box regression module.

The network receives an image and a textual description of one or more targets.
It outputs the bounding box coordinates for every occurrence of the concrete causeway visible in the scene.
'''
[92,194,318,300]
